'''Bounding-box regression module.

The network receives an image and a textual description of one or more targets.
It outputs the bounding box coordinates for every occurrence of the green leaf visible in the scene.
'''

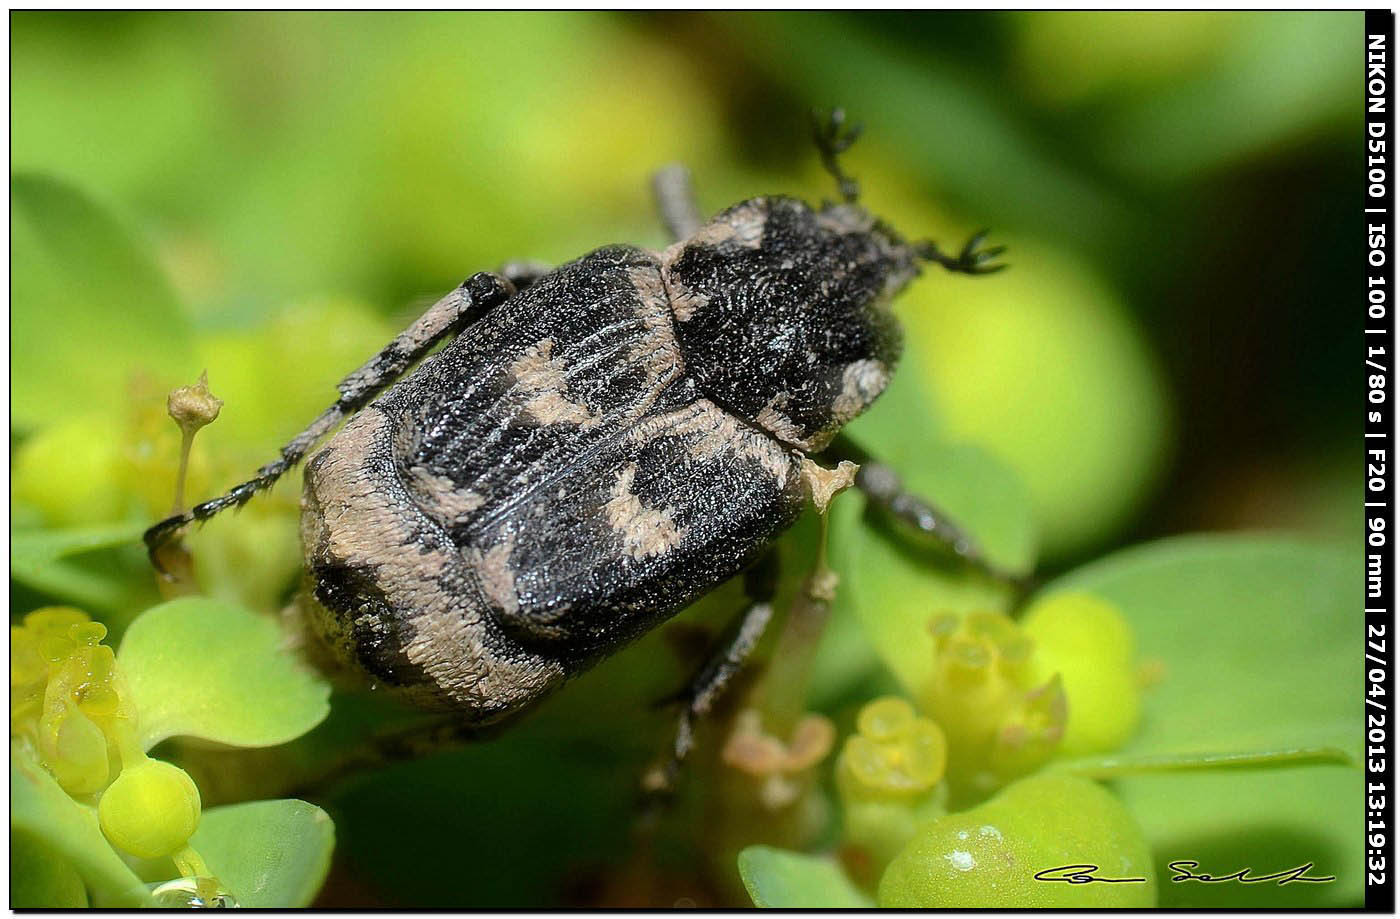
[1053,746,1352,779]
[11,551,160,621]
[187,799,335,908]
[11,742,149,907]
[11,172,193,432]
[1097,12,1361,182]
[118,597,331,750]
[11,523,159,618]
[898,241,1169,561]
[12,827,90,907]
[1012,12,1248,104]
[13,417,133,527]
[1041,534,1361,907]
[829,365,1035,694]
[737,846,873,908]
[12,521,145,570]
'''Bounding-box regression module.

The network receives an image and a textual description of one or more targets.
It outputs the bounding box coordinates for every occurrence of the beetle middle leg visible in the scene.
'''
[643,550,780,796]
[142,271,515,567]
[652,164,703,242]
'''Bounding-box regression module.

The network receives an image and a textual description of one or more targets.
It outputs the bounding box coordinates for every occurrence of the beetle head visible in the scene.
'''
[661,195,919,453]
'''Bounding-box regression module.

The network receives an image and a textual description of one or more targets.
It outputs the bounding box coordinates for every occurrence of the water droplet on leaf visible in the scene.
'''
[147,877,239,908]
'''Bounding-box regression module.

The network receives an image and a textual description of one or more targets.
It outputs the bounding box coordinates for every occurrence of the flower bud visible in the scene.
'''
[837,697,950,881]
[166,371,223,436]
[919,611,1065,794]
[878,773,1155,908]
[840,697,948,803]
[1020,592,1141,756]
[98,759,202,859]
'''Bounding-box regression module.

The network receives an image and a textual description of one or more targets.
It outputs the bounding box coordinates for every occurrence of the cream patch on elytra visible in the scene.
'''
[603,463,686,561]
[634,400,794,483]
[471,533,519,617]
[754,393,815,449]
[509,338,600,428]
[624,266,686,382]
[406,465,487,523]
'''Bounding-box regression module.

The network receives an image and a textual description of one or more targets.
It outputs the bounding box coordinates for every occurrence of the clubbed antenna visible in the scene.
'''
[811,107,863,204]
[916,229,1008,275]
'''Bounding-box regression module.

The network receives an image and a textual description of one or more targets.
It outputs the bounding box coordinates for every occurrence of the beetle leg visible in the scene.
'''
[916,230,1009,275]
[651,163,703,242]
[643,551,780,796]
[824,433,1030,588]
[142,272,515,568]
[811,106,863,204]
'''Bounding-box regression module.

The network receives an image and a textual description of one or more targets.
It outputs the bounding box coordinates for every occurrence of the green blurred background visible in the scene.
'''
[12,10,1363,907]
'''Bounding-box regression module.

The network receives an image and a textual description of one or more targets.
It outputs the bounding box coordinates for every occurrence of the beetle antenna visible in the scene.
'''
[810,107,862,204]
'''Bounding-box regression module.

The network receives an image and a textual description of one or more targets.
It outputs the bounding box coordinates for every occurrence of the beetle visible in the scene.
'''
[144,110,1005,785]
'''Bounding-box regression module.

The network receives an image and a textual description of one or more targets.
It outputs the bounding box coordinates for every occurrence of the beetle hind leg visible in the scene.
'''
[142,271,515,570]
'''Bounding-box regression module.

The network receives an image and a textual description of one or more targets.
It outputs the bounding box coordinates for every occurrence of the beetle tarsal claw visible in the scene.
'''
[800,458,859,514]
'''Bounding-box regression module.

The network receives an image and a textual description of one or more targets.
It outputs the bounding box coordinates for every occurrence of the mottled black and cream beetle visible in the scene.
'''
[144,110,1004,781]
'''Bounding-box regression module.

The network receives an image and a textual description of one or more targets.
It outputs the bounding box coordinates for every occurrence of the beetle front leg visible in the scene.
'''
[143,271,515,567]
[916,230,1008,275]
[811,106,863,204]
[825,433,1029,587]
[643,551,780,796]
